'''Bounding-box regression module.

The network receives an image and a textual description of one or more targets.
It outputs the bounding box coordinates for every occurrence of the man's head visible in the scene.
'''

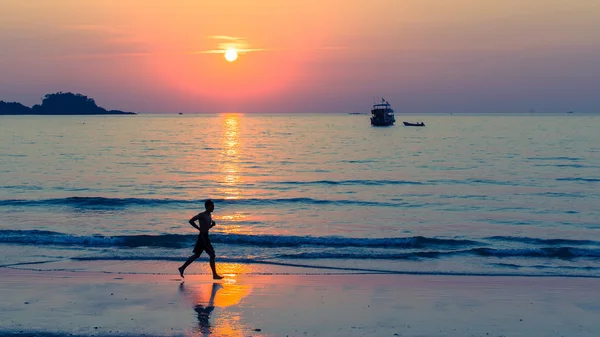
[205,199,214,213]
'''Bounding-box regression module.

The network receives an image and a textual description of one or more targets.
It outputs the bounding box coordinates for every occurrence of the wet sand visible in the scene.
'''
[1,268,599,336]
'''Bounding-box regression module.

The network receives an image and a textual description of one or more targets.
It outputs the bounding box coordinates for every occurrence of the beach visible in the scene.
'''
[1,267,599,337]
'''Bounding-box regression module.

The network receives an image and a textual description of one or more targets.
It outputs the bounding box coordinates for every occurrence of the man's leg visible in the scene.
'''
[179,253,201,278]
[208,252,223,279]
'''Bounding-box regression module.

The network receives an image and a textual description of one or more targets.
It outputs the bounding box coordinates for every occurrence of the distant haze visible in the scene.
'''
[1,0,599,113]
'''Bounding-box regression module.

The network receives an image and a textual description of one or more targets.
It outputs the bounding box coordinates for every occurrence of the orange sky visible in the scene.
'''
[1,0,600,113]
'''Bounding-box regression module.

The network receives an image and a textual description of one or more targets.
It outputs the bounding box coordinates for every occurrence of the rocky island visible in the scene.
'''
[0,92,136,115]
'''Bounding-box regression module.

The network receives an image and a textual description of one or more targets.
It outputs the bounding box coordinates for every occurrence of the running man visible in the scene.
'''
[178,199,223,279]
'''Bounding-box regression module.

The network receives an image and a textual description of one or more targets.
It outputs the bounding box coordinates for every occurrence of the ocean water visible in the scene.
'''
[1,113,599,277]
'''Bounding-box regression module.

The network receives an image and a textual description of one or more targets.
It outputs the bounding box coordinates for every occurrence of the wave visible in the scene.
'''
[556,177,600,183]
[66,246,600,261]
[527,156,581,161]
[280,247,600,260]
[470,247,600,259]
[491,262,600,271]
[340,159,378,163]
[0,196,397,208]
[0,230,481,249]
[427,178,520,186]
[533,164,587,168]
[272,179,425,186]
[531,192,586,198]
[0,185,44,191]
[2,230,600,260]
[0,229,173,247]
[279,251,449,260]
[0,197,185,207]
[487,236,600,246]
[219,234,479,248]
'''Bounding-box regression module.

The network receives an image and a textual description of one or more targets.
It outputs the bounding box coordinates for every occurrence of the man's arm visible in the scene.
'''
[189,214,201,231]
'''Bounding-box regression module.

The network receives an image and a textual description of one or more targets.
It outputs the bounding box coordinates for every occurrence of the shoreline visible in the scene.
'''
[2,268,599,337]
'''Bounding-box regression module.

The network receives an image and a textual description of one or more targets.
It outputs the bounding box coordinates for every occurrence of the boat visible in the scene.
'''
[370,98,395,126]
[403,121,425,127]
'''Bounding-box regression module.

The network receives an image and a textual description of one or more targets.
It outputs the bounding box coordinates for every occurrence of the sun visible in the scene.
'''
[224,48,238,62]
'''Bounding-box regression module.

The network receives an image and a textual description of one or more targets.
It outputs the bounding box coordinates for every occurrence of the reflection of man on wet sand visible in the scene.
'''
[179,282,223,334]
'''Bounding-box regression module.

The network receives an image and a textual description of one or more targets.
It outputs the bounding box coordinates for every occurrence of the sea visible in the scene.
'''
[1,113,599,278]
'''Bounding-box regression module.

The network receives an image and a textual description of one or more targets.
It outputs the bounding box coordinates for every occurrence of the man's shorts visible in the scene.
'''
[193,232,215,257]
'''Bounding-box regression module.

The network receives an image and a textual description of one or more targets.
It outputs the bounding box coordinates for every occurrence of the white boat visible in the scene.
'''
[370,98,395,126]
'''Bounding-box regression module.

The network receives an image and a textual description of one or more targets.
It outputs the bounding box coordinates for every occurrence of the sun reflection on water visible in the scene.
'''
[213,113,256,236]
[219,114,242,200]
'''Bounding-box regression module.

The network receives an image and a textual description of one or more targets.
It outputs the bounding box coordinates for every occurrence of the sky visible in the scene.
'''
[1,0,599,113]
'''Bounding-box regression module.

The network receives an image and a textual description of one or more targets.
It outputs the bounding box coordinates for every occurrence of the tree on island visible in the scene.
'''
[0,92,136,115]
[0,101,32,114]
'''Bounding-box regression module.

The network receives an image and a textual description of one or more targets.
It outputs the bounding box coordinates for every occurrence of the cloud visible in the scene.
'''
[191,35,268,55]
[207,35,244,41]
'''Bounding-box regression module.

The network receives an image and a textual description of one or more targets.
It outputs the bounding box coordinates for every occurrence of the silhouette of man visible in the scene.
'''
[178,199,223,279]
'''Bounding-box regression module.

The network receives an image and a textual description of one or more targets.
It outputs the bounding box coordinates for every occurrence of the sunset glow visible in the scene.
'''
[1,0,600,113]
